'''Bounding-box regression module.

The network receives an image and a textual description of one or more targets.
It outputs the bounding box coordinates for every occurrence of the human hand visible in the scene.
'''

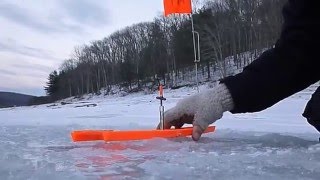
[157,84,234,141]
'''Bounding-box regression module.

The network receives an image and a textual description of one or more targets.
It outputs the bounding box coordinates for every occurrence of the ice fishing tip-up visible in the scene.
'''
[156,84,166,130]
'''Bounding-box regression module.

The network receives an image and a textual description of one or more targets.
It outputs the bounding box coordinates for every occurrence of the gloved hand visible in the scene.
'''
[158,83,234,141]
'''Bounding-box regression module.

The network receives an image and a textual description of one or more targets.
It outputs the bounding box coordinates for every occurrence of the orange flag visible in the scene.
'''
[163,0,192,16]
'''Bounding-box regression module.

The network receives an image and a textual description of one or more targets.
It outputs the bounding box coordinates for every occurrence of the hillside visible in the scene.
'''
[0,92,35,108]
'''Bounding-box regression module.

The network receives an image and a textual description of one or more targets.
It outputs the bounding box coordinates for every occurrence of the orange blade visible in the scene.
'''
[103,126,215,141]
[71,130,112,142]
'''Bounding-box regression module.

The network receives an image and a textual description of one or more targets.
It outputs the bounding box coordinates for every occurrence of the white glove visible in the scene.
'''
[159,83,234,141]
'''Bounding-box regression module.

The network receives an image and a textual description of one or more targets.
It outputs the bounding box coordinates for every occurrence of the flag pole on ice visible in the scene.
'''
[163,0,201,92]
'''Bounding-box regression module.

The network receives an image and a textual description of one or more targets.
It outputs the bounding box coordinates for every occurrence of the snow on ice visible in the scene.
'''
[0,85,319,180]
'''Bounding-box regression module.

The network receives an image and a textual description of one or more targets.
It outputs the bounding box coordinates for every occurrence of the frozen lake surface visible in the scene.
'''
[1,86,319,179]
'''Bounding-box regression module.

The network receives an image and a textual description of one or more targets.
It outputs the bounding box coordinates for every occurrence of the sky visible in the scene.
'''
[0,0,164,96]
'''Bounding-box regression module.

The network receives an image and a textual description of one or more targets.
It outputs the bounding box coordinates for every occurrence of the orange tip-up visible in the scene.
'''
[71,126,215,142]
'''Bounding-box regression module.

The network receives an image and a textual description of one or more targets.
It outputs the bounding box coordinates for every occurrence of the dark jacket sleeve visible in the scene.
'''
[221,0,320,113]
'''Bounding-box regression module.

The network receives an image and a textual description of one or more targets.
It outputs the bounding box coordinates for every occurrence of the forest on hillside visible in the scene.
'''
[45,0,286,100]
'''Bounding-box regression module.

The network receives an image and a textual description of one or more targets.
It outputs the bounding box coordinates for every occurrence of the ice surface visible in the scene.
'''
[0,85,319,180]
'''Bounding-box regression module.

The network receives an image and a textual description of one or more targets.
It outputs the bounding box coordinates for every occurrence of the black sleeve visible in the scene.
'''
[221,0,320,113]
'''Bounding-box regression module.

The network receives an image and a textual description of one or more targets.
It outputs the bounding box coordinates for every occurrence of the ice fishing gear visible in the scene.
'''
[70,79,215,142]
[190,14,201,93]
[71,127,215,142]
[156,83,166,130]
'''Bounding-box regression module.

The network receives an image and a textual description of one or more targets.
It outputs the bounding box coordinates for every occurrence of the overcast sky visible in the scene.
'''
[0,0,164,96]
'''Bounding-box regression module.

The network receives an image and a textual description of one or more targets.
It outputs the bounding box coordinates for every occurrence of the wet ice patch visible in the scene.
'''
[0,126,319,180]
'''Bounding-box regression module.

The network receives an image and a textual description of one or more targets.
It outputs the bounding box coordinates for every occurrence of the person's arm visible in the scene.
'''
[222,0,320,113]
[160,0,320,141]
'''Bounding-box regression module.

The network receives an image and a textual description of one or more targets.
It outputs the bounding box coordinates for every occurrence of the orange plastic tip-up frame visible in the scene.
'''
[71,126,215,142]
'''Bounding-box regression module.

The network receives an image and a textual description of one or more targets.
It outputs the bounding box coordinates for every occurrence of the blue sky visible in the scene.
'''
[0,0,163,96]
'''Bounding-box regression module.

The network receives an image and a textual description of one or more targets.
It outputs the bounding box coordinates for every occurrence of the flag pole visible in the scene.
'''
[190,14,200,93]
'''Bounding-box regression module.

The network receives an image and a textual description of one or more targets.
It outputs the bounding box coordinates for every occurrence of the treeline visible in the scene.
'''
[45,0,286,100]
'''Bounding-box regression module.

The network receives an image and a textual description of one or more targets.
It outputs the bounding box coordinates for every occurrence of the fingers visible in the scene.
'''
[163,119,175,129]
[163,108,182,129]
[156,121,173,130]
[157,116,188,129]
[192,115,209,141]
[156,108,179,129]
[156,107,195,129]
[192,124,206,141]
[157,108,178,129]
[156,120,184,130]
[174,122,184,129]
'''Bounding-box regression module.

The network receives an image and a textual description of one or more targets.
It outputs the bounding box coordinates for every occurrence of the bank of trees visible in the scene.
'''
[45,0,286,99]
